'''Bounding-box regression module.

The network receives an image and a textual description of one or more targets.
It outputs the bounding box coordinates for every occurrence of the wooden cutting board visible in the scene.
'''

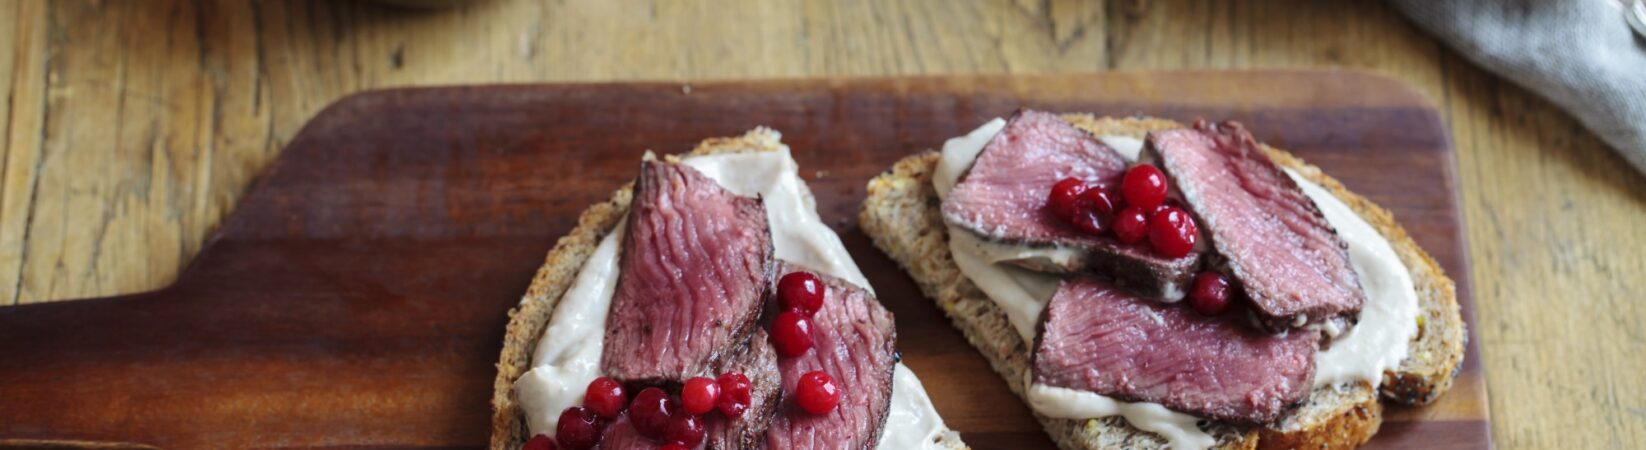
[0,72,1489,450]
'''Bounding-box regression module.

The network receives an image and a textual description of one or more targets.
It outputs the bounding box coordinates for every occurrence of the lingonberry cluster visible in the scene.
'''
[1046,164,1198,258]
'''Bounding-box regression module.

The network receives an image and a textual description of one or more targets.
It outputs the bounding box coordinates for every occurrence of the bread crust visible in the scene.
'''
[859,115,1464,449]
[490,176,631,450]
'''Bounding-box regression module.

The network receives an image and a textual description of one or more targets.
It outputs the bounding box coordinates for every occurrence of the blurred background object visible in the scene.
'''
[1391,0,1646,176]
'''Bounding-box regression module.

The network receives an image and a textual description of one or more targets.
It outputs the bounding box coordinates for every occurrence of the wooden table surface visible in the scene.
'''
[0,1,1640,449]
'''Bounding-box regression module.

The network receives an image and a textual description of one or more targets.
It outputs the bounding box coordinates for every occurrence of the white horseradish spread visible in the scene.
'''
[1286,168,1419,388]
[516,142,953,449]
[935,120,1420,450]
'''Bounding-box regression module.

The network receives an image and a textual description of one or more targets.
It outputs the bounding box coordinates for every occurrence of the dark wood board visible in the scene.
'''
[0,72,1489,450]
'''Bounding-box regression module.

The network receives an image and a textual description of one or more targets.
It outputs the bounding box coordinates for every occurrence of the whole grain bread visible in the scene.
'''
[490,129,968,450]
[858,115,1465,449]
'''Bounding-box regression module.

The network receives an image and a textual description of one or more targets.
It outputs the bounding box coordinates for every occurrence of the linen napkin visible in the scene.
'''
[1389,0,1646,176]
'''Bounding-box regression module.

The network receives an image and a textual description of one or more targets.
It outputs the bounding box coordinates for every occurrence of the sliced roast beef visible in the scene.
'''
[1145,121,1365,329]
[600,326,780,450]
[764,263,898,450]
[1032,276,1318,425]
[601,159,775,385]
[704,330,783,450]
[941,109,1199,299]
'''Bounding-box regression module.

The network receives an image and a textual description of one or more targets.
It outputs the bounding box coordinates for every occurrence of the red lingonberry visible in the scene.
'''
[771,311,815,356]
[795,371,841,415]
[1189,271,1233,316]
[1112,206,1150,244]
[583,377,626,419]
[1046,177,1090,222]
[1122,164,1168,210]
[1148,207,1198,258]
[778,271,826,316]
[665,413,706,447]
[717,372,754,419]
[555,406,601,450]
[1070,186,1122,235]
[1148,198,1184,217]
[681,376,721,416]
[629,387,676,440]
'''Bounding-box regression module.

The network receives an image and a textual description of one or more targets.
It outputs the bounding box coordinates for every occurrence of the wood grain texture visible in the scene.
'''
[0,0,1641,449]
[1,74,1482,450]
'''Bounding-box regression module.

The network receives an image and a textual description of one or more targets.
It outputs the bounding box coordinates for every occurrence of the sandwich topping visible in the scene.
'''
[1032,276,1319,426]
[516,142,954,449]
[701,332,781,449]
[601,160,775,385]
[763,262,900,449]
[1147,122,1366,330]
[935,115,1420,450]
[1042,163,1201,259]
[939,111,1201,300]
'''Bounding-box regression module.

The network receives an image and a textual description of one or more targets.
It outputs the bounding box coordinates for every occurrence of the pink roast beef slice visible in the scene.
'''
[763,263,897,450]
[1033,276,1319,425]
[1145,121,1365,330]
[601,160,774,385]
[704,330,783,450]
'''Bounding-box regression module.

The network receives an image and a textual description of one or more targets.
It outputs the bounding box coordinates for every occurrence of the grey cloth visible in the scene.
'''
[1389,0,1646,176]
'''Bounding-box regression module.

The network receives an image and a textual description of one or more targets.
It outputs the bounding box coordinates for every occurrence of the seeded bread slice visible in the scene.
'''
[858,115,1465,449]
[489,129,968,450]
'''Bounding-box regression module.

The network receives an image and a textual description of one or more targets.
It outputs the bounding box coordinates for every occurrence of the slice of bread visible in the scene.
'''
[490,129,968,450]
[859,115,1465,449]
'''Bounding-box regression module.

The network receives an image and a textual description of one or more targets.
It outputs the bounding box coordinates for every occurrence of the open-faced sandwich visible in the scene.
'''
[491,129,966,450]
[861,110,1466,449]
